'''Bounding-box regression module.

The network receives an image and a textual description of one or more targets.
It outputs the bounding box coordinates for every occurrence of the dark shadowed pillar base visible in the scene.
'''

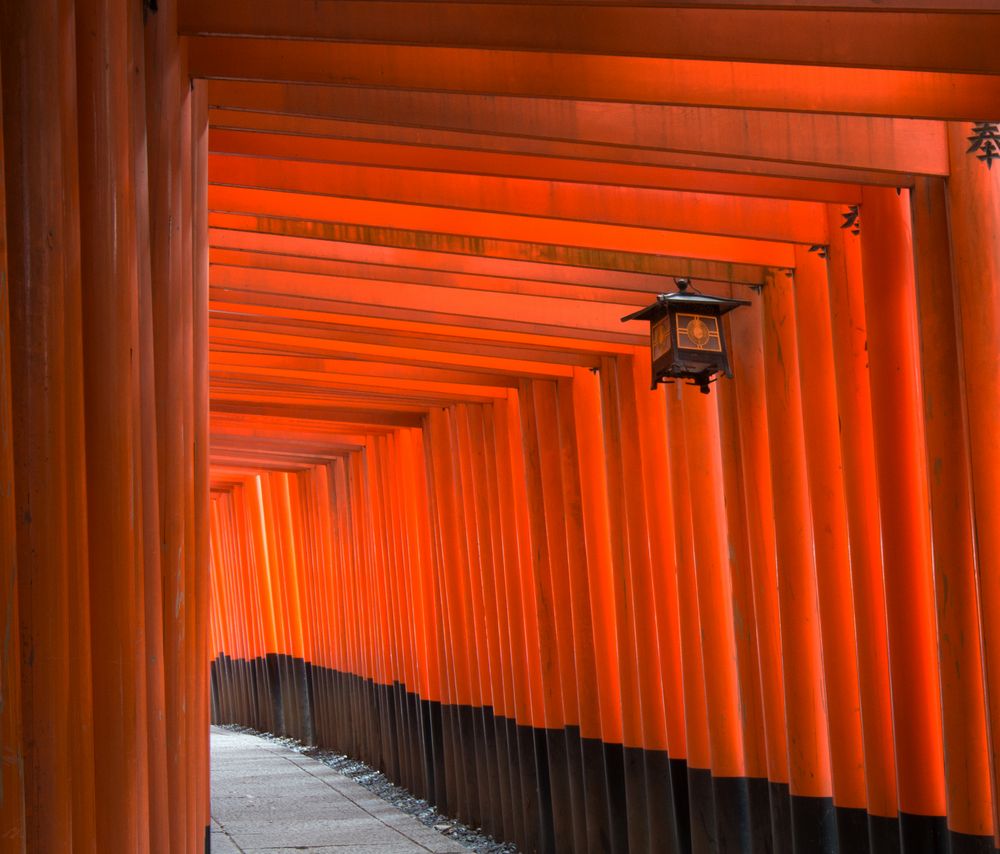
[745,777,773,854]
[643,749,681,854]
[623,746,652,854]
[712,775,752,853]
[790,792,837,854]
[687,766,717,854]
[835,806,870,854]
[768,782,794,854]
[898,813,950,854]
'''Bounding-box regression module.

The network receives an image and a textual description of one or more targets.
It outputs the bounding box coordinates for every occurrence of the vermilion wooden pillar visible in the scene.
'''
[910,174,993,844]
[484,404,526,844]
[791,246,867,848]
[518,382,577,852]
[60,2,102,848]
[946,122,1000,848]
[569,368,633,853]
[727,288,792,853]
[178,61,198,854]
[761,269,835,853]
[553,381,608,851]
[414,435,443,811]
[59,6,103,852]
[454,408,503,836]
[859,186,947,849]
[145,0,193,846]
[627,358,689,853]
[0,1,96,848]
[192,78,211,852]
[469,410,517,844]
[0,73,27,854]
[426,407,479,826]
[569,368,629,854]
[599,357,668,854]
[393,433,434,805]
[679,382,750,852]
[127,0,171,841]
[451,411,490,828]
[493,394,546,852]
[664,385,714,854]
[824,204,898,843]
[714,321,772,853]
[76,0,148,848]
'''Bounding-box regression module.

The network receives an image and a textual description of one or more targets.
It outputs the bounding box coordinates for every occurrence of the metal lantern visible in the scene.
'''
[622,279,751,394]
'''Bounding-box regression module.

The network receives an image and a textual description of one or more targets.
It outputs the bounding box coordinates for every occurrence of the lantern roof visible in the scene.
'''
[621,290,752,324]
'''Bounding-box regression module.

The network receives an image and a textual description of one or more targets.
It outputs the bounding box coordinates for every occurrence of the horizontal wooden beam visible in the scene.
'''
[210,108,908,187]
[205,84,947,175]
[209,153,829,244]
[208,186,795,266]
[209,314,606,368]
[211,413,371,442]
[212,366,508,402]
[211,350,525,388]
[210,265,652,338]
[210,326,579,377]
[209,452,358,469]
[208,228,744,293]
[210,399,426,427]
[209,299,638,355]
[209,218,771,285]
[209,248,656,306]
[188,37,1000,120]
[180,2,1000,75]
[211,425,370,449]
[209,128,863,204]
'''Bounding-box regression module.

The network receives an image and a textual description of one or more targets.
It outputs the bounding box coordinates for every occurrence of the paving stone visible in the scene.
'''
[240,847,432,853]
[209,830,243,854]
[212,798,366,824]
[211,727,471,853]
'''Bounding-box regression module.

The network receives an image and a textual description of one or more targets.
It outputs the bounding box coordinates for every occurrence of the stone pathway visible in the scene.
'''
[210,727,469,853]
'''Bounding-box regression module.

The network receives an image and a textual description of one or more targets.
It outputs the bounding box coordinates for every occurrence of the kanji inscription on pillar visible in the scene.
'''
[967,122,1000,169]
[841,204,861,235]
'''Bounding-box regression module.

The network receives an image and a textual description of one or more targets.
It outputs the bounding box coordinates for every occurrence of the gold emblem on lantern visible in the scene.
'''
[676,313,722,352]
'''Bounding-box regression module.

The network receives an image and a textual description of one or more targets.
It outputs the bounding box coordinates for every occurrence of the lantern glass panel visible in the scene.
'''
[651,314,672,361]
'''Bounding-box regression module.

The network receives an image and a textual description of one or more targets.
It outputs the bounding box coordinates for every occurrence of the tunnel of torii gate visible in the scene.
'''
[1,2,1000,854]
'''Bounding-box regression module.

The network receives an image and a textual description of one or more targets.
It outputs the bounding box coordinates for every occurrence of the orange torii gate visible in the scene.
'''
[1,2,999,853]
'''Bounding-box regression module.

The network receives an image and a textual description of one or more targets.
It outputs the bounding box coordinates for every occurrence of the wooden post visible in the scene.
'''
[911,174,994,844]
[859,186,947,849]
[664,383,714,854]
[679,381,750,852]
[75,0,148,847]
[0,1,97,847]
[791,245,867,848]
[946,121,1000,848]
[824,204,898,845]
[728,286,793,854]
[761,268,835,853]
[0,62,27,854]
